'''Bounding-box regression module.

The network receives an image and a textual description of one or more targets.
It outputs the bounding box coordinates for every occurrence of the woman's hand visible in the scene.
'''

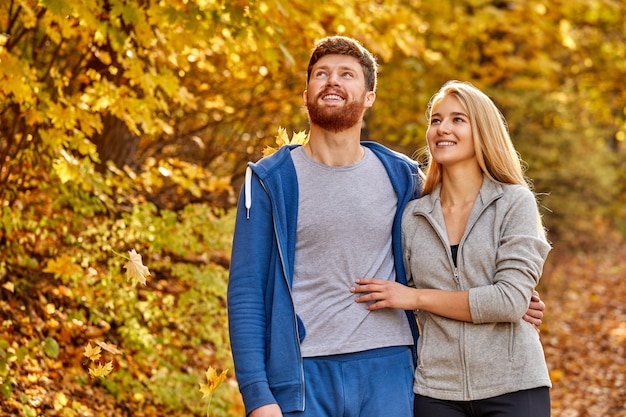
[351,278,420,311]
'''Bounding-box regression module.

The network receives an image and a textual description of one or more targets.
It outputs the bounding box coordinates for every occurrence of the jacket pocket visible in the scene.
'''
[466,323,514,392]
[416,314,464,393]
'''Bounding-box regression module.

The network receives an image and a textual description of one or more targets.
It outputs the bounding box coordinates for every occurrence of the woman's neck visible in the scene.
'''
[440,168,483,207]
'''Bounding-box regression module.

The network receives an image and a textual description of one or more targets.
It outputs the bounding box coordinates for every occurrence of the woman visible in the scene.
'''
[351,80,551,416]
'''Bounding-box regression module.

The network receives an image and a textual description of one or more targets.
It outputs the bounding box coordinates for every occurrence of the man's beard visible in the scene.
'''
[306,91,365,133]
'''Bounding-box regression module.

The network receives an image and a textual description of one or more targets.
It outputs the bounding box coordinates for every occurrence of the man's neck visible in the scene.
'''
[304,124,364,166]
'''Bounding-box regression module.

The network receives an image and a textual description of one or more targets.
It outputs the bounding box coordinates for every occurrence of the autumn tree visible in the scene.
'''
[0,1,430,415]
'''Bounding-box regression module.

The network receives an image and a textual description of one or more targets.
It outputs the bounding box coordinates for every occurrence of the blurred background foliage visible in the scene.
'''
[0,0,624,416]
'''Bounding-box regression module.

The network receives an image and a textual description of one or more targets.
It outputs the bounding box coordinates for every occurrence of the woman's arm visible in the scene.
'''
[351,280,546,326]
[351,279,473,321]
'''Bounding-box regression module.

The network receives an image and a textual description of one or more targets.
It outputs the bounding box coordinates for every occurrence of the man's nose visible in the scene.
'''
[326,72,340,85]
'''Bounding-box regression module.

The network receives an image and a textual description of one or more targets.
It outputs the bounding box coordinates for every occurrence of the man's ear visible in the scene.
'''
[365,91,376,108]
[303,90,308,106]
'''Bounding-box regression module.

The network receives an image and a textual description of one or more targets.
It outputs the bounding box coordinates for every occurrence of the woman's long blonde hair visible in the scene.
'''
[421,80,530,196]
[420,80,546,236]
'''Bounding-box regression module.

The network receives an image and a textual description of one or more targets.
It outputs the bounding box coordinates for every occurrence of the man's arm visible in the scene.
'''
[228,179,278,414]
[523,290,545,329]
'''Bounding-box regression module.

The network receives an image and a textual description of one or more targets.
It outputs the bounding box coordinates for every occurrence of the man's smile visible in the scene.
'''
[322,94,344,101]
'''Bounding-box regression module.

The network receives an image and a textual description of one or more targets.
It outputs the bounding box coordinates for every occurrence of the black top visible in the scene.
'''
[450,244,459,267]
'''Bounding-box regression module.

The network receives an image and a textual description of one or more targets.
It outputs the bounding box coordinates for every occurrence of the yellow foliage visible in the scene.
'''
[198,367,228,416]
[43,254,83,279]
[53,154,80,184]
[262,127,309,157]
[83,343,102,362]
[88,361,113,379]
[550,368,564,383]
[53,392,69,411]
[199,367,228,399]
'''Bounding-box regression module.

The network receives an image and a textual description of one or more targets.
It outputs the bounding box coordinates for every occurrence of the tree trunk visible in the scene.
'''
[91,115,139,171]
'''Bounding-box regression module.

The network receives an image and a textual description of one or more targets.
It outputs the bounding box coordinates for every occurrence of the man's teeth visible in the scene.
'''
[323,94,343,101]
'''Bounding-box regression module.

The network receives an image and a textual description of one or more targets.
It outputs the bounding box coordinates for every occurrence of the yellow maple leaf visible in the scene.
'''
[289,130,309,145]
[123,249,150,285]
[83,343,101,362]
[199,367,228,399]
[275,126,290,147]
[88,361,113,378]
[262,127,309,156]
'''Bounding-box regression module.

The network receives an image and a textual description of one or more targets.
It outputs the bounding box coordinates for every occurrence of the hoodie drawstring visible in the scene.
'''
[245,166,252,219]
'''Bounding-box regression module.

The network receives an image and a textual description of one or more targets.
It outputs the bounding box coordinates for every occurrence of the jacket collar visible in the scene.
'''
[416,174,504,215]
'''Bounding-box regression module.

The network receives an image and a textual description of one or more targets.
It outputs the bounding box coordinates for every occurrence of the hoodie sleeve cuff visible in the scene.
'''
[240,381,277,416]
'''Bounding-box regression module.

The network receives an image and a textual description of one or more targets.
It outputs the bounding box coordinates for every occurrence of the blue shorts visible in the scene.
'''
[284,346,414,417]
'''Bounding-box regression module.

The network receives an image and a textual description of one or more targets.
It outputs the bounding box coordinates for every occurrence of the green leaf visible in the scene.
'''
[1,377,12,398]
[0,359,8,377]
[22,405,37,417]
[16,346,28,362]
[43,337,60,359]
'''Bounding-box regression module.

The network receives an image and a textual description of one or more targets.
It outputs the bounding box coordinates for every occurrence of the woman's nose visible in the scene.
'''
[437,119,452,133]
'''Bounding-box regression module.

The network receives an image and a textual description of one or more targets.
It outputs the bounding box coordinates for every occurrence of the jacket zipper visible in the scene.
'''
[416,190,502,400]
[458,192,502,400]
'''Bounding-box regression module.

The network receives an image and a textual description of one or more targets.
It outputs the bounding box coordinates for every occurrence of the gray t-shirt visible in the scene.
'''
[291,146,413,357]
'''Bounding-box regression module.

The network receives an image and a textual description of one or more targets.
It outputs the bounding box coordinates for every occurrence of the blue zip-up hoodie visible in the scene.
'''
[227,142,422,415]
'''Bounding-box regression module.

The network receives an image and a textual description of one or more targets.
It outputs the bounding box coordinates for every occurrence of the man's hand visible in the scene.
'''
[523,290,545,331]
[249,404,282,417]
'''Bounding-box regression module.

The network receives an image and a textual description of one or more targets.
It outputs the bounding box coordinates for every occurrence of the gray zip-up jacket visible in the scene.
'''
[402,176,552,401]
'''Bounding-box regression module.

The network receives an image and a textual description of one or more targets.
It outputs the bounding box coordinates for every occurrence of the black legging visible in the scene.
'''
[414,387,551,417]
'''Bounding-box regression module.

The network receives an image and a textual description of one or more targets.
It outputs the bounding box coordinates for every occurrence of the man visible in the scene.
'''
[227,36,545,417]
